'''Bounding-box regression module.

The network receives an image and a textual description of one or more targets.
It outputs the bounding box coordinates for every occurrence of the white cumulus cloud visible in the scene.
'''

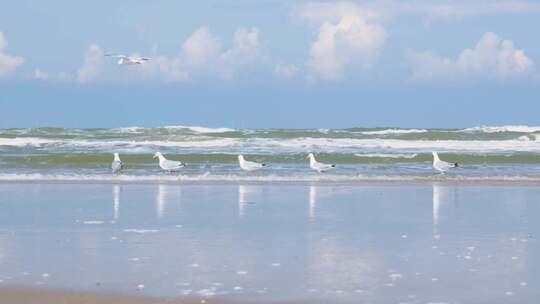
[274,64,300,78]
[0,32,24,77]
[136,53,190,83]
[218,27,263,79]
[296,2,387,80]
[407,32,535,81]
[76,44,106,83]
[152,26,263,81]
[324,0,540,21]
[34,68,73,82]
[397,0,540,19]
[294,2,380,24]
[72,26,263,84]
[293,0,540,81]
[182,26,221,65]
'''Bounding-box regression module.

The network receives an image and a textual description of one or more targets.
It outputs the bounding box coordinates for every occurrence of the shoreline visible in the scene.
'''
[0,286,290,304]
[1,179,540,186]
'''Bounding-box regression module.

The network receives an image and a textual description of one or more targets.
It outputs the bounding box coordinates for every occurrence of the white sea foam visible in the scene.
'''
[362,129,428,135]
[110,127,144,134]
[0,173,539,183]
[163,125,235,133]
[355,153,418,159]
[462,125,540,133]
[0,173,182,182]
[3,135,540,155]
[83,220,104,225]
[258,137,540,153]
[0,137,64,147]
[197,289,216,297]
[123,229,159,234]
[0,137,239,149]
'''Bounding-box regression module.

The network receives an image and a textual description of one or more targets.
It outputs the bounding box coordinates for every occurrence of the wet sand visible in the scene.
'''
[0,182,538,303]
[0,287,188,304]
[0,287,296,304]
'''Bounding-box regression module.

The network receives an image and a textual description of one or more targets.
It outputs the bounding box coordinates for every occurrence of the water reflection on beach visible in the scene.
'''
[238,185,257,218]
[0,183,537,303]
[113,185,120,220]
[309,185,316,219]
[156,184,181,218]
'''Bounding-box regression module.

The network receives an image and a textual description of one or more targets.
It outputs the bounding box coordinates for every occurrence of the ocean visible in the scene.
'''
[1,126,539,303]
[1,125,540,182]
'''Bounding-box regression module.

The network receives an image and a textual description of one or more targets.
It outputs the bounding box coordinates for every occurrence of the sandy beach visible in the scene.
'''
[3,0,540,301]
[0,182,537,303]
[0,287,305,304]
[0,287,197,304]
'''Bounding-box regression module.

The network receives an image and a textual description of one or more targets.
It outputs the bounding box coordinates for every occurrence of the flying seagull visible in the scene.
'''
[238,155,267,171]
[307,153,336,173]
[111,152,124,174]
[153,152,185,172]
[432,152,458,174]
[104,54,151,65]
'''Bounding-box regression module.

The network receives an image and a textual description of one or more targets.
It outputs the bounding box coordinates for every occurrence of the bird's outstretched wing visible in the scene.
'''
[104,54,128,59]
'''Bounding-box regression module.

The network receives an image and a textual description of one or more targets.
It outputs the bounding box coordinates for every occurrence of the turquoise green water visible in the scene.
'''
[1,125,540,181]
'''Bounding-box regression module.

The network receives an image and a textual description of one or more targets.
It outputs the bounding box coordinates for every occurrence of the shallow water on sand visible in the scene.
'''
[0,183,538,303]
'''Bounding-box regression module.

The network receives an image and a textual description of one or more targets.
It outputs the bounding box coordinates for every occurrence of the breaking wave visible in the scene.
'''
[0,173,539,183]
[1,125,540,181]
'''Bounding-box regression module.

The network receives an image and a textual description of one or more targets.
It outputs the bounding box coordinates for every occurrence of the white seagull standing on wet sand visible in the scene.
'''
[104,54,151,65]
[153,152,185,172]
[111,152,124,174]
[432,152,458,174]
[238,155,267,171]
[308,153,336,173]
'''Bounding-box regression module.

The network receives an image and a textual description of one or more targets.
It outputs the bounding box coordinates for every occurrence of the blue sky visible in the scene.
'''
[1,0,540,128]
